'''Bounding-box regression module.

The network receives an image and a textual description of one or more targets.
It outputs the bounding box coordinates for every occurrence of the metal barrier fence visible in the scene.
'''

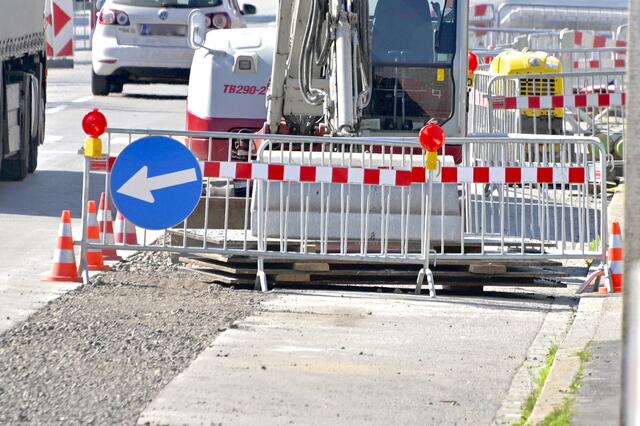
[469,70,626,167]
[469,3,495,28]
[77,129,608,295]
[515,29,623,51]
[616,24,628,41]
[496,3,628,32]
[518,30,627,72]
[469,27,548,50]
[73,0,96,51]
[471,31,627,75]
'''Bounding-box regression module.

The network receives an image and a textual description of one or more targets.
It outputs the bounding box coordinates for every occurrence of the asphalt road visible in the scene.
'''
[0,51,187,334]
[0,0,279,335]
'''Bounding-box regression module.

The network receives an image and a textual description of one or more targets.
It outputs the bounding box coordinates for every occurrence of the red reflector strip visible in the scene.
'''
[493,94,626,110]
[89,156,116,172]
[194,162,592,186]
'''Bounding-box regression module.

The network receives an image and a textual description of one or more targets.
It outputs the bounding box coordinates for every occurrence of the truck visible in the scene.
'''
[0,0,47,180]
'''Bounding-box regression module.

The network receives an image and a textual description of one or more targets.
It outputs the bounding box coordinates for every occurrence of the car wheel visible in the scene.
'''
[110,82,123,94]
[91,70,110,96]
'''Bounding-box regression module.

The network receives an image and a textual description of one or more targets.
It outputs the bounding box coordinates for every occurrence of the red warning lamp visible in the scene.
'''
[82,108,107,138]
[419,121,446,152]
[468,50,479,76]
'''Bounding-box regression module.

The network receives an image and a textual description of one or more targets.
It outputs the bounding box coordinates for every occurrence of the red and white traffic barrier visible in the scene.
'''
[573,31,627,49]
[488,93,626,110]
[201,161,589,186]
[44,0,74,67]
[470,3,495,24]
[573,59,626,70]
[90,156,117,172]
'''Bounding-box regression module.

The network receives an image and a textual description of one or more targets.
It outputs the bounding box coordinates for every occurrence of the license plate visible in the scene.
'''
[140,24,187,37]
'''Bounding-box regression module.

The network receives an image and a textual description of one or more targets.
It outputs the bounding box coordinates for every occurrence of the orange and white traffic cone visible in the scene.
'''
[114,211,138,245]
[86,200,109,271]
[98,192,121,261]
[47,210,82,282]
[608,221,624,293]
[598,221,624,294]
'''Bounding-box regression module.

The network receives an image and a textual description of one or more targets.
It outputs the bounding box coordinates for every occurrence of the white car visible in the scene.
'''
[91,0,256,96]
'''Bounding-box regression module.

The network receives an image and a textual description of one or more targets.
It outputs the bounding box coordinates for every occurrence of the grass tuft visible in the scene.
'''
[512,344,559,426]
[536,398,572,425]
[530,342,593,426]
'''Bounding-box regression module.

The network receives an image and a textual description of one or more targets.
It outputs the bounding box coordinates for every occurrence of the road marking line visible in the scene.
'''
[40,150,81,155]
[71,95,94,103]
[44,135,64,143]
[46,105,68,115]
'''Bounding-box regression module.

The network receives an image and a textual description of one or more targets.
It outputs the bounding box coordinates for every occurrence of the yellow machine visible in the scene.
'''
[490,50,564,134]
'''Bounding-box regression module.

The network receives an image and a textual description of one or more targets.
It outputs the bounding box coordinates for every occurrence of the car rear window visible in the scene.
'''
[112,0,223,7]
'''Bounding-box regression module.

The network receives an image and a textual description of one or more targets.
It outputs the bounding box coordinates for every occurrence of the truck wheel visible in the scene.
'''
[28,98,44,173]
[1,144,29,181]
[28,142,38,173]
[91,71,110,96]
[1,75,30,181]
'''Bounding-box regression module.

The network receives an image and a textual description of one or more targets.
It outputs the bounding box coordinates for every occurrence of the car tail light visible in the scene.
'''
[206,12,230,29]
[98,9,129,26]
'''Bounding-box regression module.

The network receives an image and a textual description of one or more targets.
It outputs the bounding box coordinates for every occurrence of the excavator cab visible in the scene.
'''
[364,0,458,132]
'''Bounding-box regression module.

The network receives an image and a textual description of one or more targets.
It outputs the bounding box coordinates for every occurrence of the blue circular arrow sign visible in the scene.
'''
[110,136,203,230]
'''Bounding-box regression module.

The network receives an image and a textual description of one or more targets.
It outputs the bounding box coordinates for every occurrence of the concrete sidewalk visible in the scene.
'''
[527,189,624,424]
[138,290,574,425]
[572,296,622,425]
[571,188,623,424]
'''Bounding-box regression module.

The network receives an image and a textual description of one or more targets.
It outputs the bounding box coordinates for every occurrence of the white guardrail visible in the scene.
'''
[77,129,609,296]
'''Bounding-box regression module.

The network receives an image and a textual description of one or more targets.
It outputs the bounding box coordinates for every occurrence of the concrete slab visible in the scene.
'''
[138,291,573,425]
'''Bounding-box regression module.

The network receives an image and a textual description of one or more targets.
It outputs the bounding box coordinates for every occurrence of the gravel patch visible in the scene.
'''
[0,252,264,425]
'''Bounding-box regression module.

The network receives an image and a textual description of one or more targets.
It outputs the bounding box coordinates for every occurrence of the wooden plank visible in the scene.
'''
[469,263,508,275]
[293,262,331,272]
[185,268,255,285]
[275,273,311,283]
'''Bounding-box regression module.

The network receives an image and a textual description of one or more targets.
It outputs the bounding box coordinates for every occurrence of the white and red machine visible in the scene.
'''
[186,25,275,161]
[185,0,469,244]
[187,0,468,160]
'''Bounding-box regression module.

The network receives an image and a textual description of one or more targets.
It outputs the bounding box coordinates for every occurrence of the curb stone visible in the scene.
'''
[491,290,577,426]
[523,187,624,424]
[525,294,607,424]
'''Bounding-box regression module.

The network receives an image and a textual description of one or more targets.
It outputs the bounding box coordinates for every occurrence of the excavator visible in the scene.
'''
[264,0,468,138]
[186,0,469,245]
[181,0,607,293]
[187,0,469,142]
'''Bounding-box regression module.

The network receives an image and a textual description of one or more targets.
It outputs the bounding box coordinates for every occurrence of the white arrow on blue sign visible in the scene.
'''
[110,136,203,230]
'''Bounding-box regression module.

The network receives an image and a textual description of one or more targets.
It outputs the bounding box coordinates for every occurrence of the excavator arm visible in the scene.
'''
[266,0,468,137]
[266,0,371,135]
